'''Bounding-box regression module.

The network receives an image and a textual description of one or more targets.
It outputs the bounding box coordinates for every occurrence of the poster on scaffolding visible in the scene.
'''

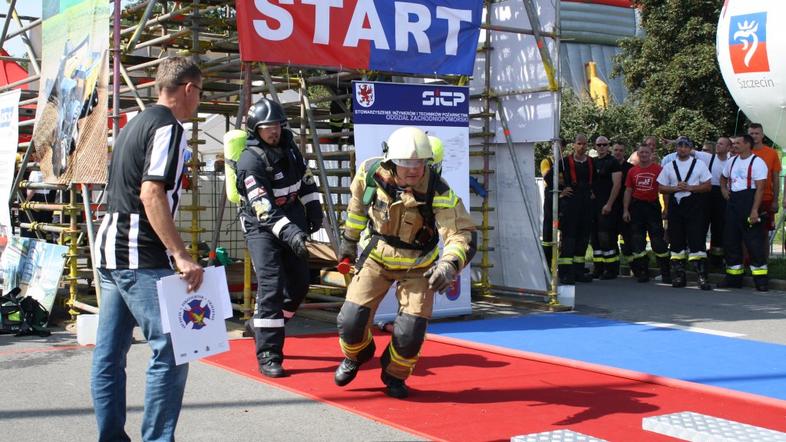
[32,0,109,184]
[352,81,471,322]
[0,237,68,321]
[0,89,21,237]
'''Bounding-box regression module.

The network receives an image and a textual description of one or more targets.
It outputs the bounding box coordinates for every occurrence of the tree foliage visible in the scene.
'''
[613,0,738,142]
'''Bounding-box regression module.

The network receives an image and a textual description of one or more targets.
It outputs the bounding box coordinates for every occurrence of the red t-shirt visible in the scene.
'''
[625,163,662,202]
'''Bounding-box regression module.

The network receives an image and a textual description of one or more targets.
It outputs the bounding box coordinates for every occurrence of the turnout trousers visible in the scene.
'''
[337,259,433,381]
[591,197,622,275]
[667,194,707,262]
[705,186,727,264]
[629,199,670,280]
[724,189,768,281]
[542,191,555,266]
[558,191,593,279]
[245,227,310,365]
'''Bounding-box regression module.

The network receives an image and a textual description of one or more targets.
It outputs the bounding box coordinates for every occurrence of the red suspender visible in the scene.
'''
[567,155,593,186]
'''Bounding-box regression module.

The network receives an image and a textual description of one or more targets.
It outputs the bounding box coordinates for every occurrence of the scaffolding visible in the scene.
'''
[0,0,569,321]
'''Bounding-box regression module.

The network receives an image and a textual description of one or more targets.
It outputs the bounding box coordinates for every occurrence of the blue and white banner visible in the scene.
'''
[352,81,471,321]
[0,89,21,237]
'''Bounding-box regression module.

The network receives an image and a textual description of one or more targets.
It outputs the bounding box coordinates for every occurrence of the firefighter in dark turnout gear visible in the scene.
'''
[612,143,634,267]
[720,135,769,291]
[555,134,594,284]
[235,98,323,377]
[541,156,556,265]
[334,127,475,399]
[657,137,712,290]
[590,136,622,279]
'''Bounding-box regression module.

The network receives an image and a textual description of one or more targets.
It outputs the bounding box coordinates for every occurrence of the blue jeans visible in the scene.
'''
[91,268,188,442]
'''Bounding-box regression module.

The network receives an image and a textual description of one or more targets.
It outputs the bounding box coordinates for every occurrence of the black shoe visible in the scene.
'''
[558,274,575,285]
[717,275,743,289]
[334,358,361,387]
[260,360,286,378]
[600,270,617,280]
[754,276,769,292]
[381,371,409,399]
[575,273,593,283]
[636,272,649,283]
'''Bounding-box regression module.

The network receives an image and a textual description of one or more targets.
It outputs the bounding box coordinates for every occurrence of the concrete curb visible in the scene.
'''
[620,266,785,290]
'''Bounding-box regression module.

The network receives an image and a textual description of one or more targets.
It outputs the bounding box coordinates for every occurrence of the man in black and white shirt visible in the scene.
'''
[657,137,712,289]
[91,57,204,442]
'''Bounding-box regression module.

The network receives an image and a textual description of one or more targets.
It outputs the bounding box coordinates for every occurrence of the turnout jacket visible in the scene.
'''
[235,129,321,238]
[343,157,475,270]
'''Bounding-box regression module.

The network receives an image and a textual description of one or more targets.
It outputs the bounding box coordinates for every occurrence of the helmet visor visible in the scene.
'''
[391,158,426,168]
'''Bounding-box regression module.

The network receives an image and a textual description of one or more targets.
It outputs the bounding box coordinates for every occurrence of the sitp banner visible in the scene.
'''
[236,0,483,76]
[0,89,21,237]
[352,81,471,322]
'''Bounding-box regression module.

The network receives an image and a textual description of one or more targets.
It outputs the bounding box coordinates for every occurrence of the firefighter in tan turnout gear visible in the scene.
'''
[334,127,475,399]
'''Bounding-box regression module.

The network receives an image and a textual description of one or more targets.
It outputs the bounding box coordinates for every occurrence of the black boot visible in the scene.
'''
[671,260,686,288]
[558,263,575,285]
[592,260,605,279]
[334,358,362,386]
[754,275,769,292]
[717,273,743,289]
[381,371,409,399]
[658,257,672,285]
[259,355,286,378]
[602,260,619,279]
[634,257,649,283]
[574,263,593,283]
[709,254,725,273]
[334,339,375,386]
[694,259,712,291]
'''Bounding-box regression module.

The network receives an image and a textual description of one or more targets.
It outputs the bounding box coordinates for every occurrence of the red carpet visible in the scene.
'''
[203,333,786,441]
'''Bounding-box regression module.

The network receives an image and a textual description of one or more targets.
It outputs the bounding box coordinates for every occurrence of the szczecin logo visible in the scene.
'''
[355,83,375,108]
[178,296,215,330]
[729,12,770,74]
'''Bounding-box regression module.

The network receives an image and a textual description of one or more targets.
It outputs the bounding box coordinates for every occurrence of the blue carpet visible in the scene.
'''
[429,314,786,401]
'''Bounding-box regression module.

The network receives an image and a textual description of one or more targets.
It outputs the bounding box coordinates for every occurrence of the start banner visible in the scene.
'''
[236,0,483,75]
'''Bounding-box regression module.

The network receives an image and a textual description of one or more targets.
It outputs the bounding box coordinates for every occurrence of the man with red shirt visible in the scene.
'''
[749,123,780,247]
[623,143,670,283]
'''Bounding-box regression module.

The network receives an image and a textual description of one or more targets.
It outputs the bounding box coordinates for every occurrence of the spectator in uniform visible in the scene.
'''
[623,143,670,283]
[657,137,712,289]
[720,134,769,291]
[555,134,594,284]
[590,136,622,279]
[612,142,634,268]
[703,137,731,270]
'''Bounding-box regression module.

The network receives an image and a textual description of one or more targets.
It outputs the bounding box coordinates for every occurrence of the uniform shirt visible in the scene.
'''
[557,155,592,193]
[752,145,781,202]
[614,160,633,204]
[592,154,621,201]
[95,105,186,269]
[722,154,768,192]
[656,157,712,203]
[625,162,662,202]
[661,150,712,166]
[700,153,729,187]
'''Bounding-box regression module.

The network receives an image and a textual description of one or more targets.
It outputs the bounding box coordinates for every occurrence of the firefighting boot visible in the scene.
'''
[259,353,285,378]
[671,260,686,288]
[381,371,409,399]
[574,263,593,283]
[694,259,712,291]
[592,260,605,279]
[753,275,769,292]
[708,254,725,273]
[601,260,619,280]
[334,339,375,387]
[658,257,672,285]
[717,273,743,289]
[634,258,649,283]
[558,264,575,285]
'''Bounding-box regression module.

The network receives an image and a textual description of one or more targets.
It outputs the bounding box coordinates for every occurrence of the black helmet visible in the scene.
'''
[246,98,287,133]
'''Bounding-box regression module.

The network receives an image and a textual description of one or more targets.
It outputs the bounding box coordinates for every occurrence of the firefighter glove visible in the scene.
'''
[339,235,358,263]
[289,231,310,261]
[424,259,458,293]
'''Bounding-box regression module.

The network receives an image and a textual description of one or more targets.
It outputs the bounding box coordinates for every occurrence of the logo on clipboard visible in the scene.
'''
[178,296,216,330]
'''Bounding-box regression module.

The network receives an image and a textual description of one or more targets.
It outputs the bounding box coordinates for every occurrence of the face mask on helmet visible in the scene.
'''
[391,158,426,168]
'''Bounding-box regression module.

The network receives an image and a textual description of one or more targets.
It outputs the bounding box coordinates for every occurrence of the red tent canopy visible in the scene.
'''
[0,48,29,89]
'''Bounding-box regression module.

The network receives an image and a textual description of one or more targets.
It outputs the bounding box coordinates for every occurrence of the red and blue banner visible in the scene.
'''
[236,0,483,76]
[729,11,770,73]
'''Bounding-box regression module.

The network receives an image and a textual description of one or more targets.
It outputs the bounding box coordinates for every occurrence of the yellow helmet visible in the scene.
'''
[382,127,433,168]
[428,135,444,164]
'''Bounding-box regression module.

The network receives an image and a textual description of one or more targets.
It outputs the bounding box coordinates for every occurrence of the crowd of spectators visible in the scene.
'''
[542,123,779,291]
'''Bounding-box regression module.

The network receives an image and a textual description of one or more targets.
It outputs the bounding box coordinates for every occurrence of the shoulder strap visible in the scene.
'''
[246,144,273,173]
[729,155,739,191]
[362,159,383,205]
[672,160,681,181]
[709,154,715,173]
[748,154,756,190]
[685,158,697,182]
[567,155,577,186]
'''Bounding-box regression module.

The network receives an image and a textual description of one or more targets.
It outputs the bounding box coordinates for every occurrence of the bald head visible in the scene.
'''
[595,136,610,157]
